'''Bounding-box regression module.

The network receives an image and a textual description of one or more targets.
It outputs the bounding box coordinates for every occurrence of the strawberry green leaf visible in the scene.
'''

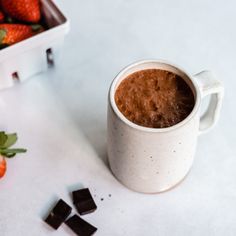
[0,148,27,155]
[31,24,42,32]
[4,153,16,158]
[0,132,7,147]
[3,133,17,148]
[0,132,26,158]
[0,29,6,44]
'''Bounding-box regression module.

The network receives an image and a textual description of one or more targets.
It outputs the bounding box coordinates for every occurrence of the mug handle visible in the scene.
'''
[194,71,224,134]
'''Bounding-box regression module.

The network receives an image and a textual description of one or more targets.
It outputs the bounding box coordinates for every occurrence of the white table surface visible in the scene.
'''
[0,0,235,235]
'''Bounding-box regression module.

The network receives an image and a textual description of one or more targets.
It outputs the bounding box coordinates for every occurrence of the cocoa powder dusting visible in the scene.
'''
[115,69,194,128]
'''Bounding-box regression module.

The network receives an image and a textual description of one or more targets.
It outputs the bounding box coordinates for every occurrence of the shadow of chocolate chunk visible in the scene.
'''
[72,188,97,215]
[44,199,72,230]
[65,214,97,236]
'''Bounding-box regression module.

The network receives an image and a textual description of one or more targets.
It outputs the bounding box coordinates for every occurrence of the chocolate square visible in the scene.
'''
[72,188,97,215]
[44,199,72,229]
[45,214,63,230]
[65,214,97,236]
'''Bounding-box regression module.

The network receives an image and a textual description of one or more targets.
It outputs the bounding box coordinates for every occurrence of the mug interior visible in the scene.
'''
[110,60,201,132]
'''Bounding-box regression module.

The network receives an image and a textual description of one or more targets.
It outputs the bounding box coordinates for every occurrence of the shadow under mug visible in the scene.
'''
[107,60,224,193]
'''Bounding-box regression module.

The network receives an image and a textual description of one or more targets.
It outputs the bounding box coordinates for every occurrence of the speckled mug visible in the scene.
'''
[107,60,224,193]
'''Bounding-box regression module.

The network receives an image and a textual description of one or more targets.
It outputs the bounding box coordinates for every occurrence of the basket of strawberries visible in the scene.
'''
[0,0,69,89]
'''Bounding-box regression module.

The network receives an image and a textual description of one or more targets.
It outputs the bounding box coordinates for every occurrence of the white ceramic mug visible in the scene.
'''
[107,60,224,193]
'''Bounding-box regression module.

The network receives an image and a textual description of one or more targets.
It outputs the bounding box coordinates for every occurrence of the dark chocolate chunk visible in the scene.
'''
[72,188,97,215]
[45,213,63,230]
[65,214,97,236]
[45,199,72,230]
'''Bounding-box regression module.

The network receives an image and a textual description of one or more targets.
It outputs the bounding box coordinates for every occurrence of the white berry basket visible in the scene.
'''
[0,0,69,90]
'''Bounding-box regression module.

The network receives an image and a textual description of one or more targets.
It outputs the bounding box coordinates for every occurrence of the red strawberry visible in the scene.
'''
[0,24,43,46]
[0,11,4,22]
[0,155,6,178]
[1,0,41,23]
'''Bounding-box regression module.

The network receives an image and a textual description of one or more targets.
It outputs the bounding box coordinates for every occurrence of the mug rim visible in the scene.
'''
[109,59,201,133]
